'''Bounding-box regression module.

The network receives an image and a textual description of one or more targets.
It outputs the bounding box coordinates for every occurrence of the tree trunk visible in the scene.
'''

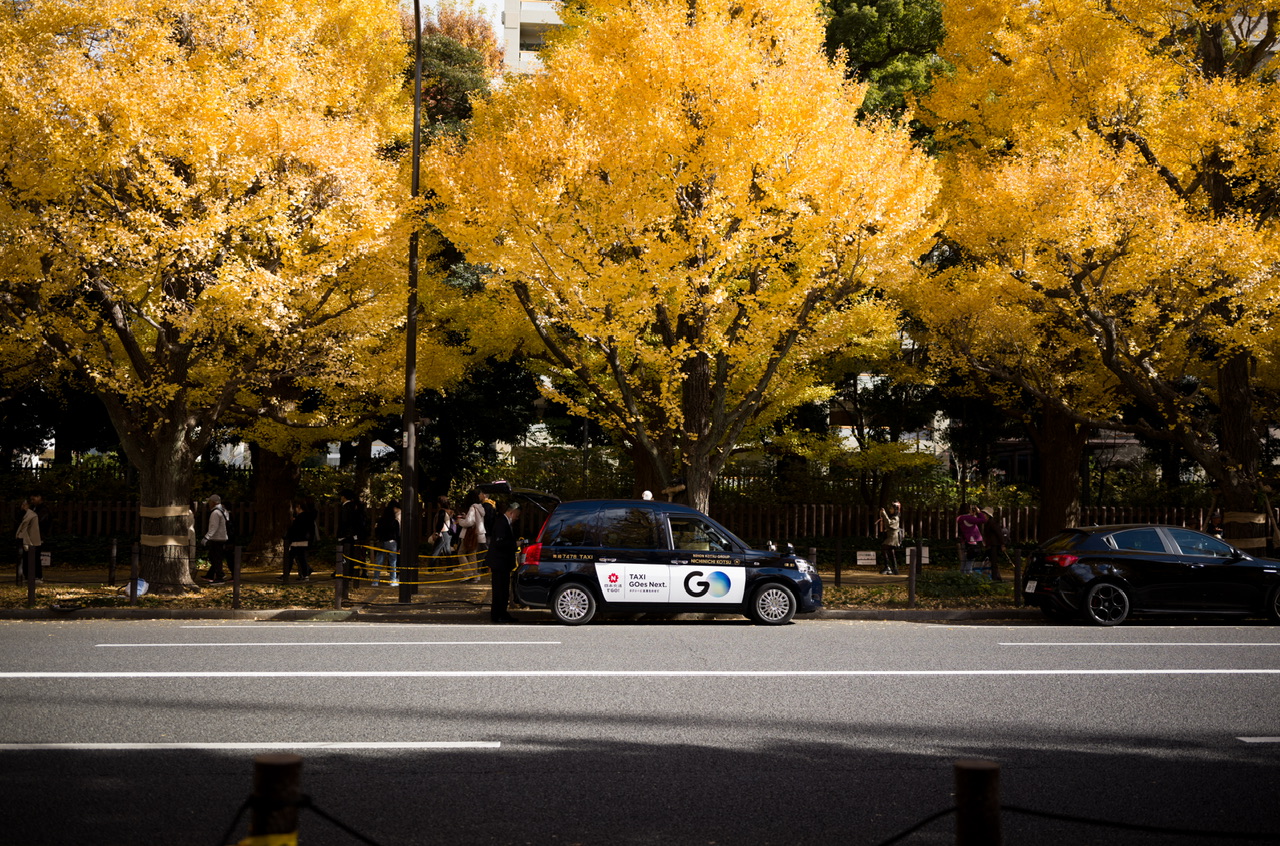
[247,444,300,568]
[1216,351,1260,512]
[129,427,200,594]
[630,442,664,500]
[1026,406,1088,542]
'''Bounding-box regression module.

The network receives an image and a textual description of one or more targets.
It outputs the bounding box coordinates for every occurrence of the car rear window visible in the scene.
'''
[1039,531,1086,553]
[540,509,598,547]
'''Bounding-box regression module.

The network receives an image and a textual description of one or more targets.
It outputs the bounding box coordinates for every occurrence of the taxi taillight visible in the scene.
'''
[1046,553,1078,568]
[522,541,543,568]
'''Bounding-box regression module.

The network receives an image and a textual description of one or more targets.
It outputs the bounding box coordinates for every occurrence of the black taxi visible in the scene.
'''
[514,499,823,625]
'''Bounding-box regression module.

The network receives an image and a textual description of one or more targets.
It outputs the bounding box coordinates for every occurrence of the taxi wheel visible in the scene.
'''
[748,583,796,625]
[551,583,597,625]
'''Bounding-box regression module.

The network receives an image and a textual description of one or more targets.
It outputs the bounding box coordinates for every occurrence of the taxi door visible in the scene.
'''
[663,513,748,605]
[591,506,670,604]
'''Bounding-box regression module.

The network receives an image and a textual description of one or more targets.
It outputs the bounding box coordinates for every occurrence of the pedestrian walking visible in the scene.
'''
[15,498,42,583]
[201,494,231,585]
[428,495,456,560]
[956,503,989,575]
[373,501,401,586]
[282,499,316,582]
[877,501,902,575]
[455,489,490,583]
[981,508,1010,582]
[337,488,368,580]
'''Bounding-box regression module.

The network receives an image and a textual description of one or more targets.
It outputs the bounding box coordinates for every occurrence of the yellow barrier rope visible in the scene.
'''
[333,546,491,586]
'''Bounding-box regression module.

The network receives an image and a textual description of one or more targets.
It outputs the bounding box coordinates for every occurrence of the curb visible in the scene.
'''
[0,606,1044,623]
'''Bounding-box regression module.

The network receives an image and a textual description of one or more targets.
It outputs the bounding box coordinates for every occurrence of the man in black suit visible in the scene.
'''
[483,498,521,623]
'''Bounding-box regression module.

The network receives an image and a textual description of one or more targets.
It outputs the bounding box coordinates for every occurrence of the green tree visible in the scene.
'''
[824,0,945,115]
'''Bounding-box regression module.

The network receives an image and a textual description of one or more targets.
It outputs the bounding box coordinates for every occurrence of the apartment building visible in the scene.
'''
[502,0,562,72]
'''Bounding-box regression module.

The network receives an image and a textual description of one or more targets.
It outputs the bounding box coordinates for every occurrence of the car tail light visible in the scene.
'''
[522,542,543,568]
[1046,554,1078,568]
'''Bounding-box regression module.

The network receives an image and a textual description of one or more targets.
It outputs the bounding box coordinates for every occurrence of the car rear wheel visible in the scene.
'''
[1082,581,1130,626]
[551,583,597,625]
[747,583,796,625]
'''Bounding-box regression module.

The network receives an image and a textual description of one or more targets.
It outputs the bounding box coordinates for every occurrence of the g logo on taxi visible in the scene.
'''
[683,570,732,598]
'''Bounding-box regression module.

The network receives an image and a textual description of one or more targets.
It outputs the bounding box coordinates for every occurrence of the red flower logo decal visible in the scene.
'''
[608,572,620,584]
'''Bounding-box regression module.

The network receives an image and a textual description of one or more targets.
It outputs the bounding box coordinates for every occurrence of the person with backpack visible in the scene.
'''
[201,494,231,585]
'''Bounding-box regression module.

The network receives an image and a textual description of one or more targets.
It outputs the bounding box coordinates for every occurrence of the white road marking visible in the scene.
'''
[1001,642,1280,647]
[0,741,499,751]
[95,641,561,648]
[1238,737,1280,743]
[3,669,1280,679]
[180,624,521,629]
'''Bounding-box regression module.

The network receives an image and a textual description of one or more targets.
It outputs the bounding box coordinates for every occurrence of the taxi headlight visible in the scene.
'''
[795,558,816,575]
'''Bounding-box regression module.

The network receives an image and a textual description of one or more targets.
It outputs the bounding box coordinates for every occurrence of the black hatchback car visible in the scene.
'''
[1025,524,1280,625]
[514,499,822,625]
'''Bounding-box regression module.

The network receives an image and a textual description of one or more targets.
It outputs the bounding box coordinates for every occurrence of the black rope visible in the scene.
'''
[871,806,956,846]
[1003,804,1280,842]
[215,797,252,846]
[298,795,386,846]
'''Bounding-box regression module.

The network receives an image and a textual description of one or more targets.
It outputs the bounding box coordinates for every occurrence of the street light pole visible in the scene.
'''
[400,0,423,604]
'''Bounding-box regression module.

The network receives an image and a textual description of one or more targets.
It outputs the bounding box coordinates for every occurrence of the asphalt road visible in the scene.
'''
[1,618,1278,845]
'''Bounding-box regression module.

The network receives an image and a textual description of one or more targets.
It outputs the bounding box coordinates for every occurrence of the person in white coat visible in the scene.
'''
[202,495,231,585]
[454,489,491,583]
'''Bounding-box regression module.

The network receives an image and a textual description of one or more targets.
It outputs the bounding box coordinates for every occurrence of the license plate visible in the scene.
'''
[1024,579,1037,594]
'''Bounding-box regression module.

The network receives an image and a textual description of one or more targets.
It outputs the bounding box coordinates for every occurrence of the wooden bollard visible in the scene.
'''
[232,546,243,611]
[955,759,1001,846]
[130,543,140,606]
[250,753,303,840]
[333,550,344,610]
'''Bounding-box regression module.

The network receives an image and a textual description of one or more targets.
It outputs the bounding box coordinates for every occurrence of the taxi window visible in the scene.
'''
[1168,528,1235,558]
[1109,528,1166,553]
[541,509,598,547]
[597,508,660,550]
[669,516,733,552]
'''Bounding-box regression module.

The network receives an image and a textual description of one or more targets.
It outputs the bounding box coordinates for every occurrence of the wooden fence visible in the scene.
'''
[44,500,1251,547]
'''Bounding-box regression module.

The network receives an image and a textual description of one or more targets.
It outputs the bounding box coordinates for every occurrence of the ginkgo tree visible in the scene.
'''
[0,0,412,590]
[426,0,938,510]
[913,0,1280,519]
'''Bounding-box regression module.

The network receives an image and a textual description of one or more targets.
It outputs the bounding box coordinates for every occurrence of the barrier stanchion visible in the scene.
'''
[834,537,842,587]
[130,543,140,606]
[26,546,36,608]
[1013,550,1023,607]
[108,538,117,586]
[332,549,343,610]
[955,759,1001,846]
[232,546,243,611]
[909,540,921,608]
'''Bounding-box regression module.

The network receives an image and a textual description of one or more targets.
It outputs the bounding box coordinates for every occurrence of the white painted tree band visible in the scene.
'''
[139,506,190,518]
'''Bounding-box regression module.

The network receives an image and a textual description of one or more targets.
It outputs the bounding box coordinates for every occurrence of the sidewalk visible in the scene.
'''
[0,564,1041,623]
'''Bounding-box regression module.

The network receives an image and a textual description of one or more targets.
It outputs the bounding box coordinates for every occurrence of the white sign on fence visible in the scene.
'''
[906,547,930,566]
[856,550,878,567]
